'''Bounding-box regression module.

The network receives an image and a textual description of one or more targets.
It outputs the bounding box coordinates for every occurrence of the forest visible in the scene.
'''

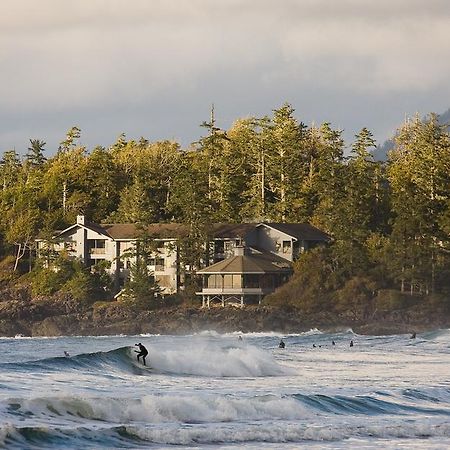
[1,103,449,317]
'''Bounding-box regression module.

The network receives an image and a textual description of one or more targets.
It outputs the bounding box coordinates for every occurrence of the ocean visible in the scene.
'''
[1,329,450,449]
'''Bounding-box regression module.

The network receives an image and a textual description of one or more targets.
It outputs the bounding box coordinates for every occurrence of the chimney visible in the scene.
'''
[77,215,85,225]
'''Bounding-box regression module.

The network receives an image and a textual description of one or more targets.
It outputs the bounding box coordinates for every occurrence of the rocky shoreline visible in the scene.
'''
[1,289,449,337]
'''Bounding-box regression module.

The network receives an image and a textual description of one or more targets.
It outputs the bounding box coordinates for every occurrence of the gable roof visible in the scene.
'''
[260,223,331,242]
[54,221,112,239]
[50,220,329,242]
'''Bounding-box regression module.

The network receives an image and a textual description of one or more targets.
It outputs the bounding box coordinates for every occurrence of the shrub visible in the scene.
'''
[375,289,420,311]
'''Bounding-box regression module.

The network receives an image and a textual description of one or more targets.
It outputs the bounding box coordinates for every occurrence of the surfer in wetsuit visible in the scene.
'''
[279,339,285,349]
[134,343,148,366]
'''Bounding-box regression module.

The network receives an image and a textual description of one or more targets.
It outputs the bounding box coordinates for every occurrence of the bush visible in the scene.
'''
[335,276,377,320]
[425,293,450,311]
[264,247,336,313]
[375,289,420,311]
[0,256,19,287]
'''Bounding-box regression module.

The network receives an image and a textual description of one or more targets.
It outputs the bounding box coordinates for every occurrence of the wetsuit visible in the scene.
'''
[135,343,149,366]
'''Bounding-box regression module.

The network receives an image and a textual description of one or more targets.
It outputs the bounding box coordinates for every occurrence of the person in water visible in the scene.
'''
[350,340,354,347]
[134,343,148,366]
[279,339,285,349]
[410,332,416,339]
[64,351,70,357]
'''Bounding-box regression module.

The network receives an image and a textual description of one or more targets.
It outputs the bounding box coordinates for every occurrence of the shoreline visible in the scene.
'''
[2,303,448,338]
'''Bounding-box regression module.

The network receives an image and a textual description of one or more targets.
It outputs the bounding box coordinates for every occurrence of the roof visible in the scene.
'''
[50,221,329,242]
[210,223,256,239]
[101,223,189,240]
[198,249,292,274]
[261,223,330,241]
[53,221,112,239]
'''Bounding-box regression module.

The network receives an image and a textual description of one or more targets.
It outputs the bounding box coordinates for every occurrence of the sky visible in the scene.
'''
[1,0,449,155]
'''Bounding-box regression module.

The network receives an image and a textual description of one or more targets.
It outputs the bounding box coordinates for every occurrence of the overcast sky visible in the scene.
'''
[1,0,449,154]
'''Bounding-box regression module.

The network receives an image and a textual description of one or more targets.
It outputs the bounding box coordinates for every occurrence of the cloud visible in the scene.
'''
[0,0,449,151]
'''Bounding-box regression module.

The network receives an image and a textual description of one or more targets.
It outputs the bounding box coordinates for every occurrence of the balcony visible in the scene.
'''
[90,248,106,255]
[199,287,267,295]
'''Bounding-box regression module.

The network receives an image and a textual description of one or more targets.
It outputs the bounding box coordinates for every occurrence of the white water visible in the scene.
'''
[1,330,450,449]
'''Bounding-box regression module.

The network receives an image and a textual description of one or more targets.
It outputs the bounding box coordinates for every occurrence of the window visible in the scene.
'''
[282,241,292,253]
[155,258,165,270]
[88,239,106,254]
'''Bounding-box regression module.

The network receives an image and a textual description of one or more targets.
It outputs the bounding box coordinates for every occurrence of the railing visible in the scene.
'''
[90,248,106,255]
[201,287,266,295]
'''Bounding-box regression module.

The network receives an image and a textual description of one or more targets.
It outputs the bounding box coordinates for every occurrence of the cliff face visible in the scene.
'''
[1,286,449,337]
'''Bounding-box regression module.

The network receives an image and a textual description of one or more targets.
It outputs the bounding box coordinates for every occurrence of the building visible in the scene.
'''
[197,223,330,307]
[36,216,330,299]
[197,246,292,308]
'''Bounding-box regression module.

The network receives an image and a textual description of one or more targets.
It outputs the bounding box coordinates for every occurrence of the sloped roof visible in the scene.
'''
[50,221,329,242]
[100,222,256,240]
[262,223,330,241]
[210,223,256,239]
[198,251,292,274]
[53,221,112,239]
[101,223,189,239]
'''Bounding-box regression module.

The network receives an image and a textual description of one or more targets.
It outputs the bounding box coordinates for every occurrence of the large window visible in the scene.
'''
[88,239,106,254]
[223,274,242,288]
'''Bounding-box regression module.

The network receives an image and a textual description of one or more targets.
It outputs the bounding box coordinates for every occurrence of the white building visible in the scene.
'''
[36,216,330,297]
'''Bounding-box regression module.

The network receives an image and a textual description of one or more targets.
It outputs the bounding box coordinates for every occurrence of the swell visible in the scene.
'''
[294,389,450,416]
[0,342,292,378]
[3,388,450,426]
[3,420,450,448]
[0,346,140,375]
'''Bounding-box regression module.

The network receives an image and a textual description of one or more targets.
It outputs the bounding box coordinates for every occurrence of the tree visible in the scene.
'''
[26,139,47,166]
[386,114,450,293]
[58,126,82,153]
[121,229,162,308]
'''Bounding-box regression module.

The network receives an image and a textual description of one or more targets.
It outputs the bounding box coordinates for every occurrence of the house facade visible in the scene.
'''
[36,216,330,298]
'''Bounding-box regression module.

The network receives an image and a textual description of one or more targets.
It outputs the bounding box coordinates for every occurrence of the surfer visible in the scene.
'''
[410,332,416,339]
[134,343,148,366]
[279,339,285,349]
[350,340,354,347]
[64,351,70,357]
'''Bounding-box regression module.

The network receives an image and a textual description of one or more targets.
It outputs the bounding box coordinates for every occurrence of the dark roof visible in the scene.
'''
[101,222,255,240]
[210,223,257,239]
[198,249,292,274]
[52,221,329,242]
[85,221,113,238]
[262,223,330,241]
[101,223,189,239]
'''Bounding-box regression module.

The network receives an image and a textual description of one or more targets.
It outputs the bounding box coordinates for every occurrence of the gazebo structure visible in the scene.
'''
[196,246,292,308]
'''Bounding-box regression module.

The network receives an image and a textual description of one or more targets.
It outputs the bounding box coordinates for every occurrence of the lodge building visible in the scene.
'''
[36,216,330,306]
